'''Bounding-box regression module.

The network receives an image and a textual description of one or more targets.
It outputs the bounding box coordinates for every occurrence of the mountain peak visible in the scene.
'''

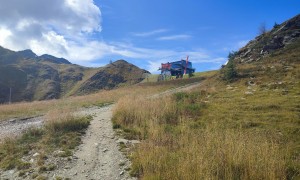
[17,49,37,59]
[39,54,71,64]
[77,59,150,95]
[0,46,72,65]
[108,59,150,73]
[111,59,129,65]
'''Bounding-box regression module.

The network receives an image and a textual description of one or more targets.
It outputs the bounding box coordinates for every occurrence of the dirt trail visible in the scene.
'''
[150,81,202,99]
[52,105,134,180]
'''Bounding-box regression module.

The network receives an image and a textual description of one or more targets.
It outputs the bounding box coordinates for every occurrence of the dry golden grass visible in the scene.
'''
[132,127,286,180]
[0,75,206,174]
[0,99,58,121]
[44,108,91,133]
[0,107,92,171]
[113,76,299,179]
[0,83,178,121]
[113,96,177,132]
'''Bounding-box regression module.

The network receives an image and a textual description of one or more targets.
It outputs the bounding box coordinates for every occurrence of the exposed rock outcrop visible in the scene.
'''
[234,14,300,63]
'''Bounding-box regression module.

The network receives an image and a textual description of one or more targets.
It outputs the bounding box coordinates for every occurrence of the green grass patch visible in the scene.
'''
[0,114,92,171]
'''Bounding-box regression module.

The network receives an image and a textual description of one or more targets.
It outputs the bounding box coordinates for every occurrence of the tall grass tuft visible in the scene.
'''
[113,95,181,139]
[0,108,92,170]
[44,109,91,133]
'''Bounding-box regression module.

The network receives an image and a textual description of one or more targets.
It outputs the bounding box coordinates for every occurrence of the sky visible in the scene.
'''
[0,0,299,73]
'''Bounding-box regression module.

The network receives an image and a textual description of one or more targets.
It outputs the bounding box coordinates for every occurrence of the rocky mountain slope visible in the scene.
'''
[0,47,149,103]
[219,14,300,86]
[216,14,300,110]
[77,60,149,95]
[234,14,300,64]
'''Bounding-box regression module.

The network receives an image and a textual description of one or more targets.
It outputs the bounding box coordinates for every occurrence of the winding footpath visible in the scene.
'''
[53,105,134,179]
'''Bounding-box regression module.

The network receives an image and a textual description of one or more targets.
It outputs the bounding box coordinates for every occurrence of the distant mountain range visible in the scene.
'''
[1,13,299,104]
[0,47,149,103]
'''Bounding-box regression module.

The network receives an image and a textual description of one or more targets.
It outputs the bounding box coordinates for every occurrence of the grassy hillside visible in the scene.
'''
[0,47,149,103]
[140,74,159,83]
[63,67,101,97]
[113,69,299,179]
[76,60,150,95]
[112,18,300,179]
[0,76,204,121]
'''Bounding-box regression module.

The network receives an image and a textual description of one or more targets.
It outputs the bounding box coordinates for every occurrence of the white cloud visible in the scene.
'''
[117,47,225,73]
[0,0,101,61]
[29,31,68,57]
[0,27,12,45]
[0,0,225,72]
[221,39,250,53]
[64,0,101,33]
[133,29,168,37]
[147,61,161,73]
[157,34,191,41]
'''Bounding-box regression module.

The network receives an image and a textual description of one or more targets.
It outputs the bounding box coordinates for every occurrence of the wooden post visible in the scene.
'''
[9,87,12,104]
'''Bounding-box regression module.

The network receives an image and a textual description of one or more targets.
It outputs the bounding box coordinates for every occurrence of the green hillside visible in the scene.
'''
[0,47,149,103]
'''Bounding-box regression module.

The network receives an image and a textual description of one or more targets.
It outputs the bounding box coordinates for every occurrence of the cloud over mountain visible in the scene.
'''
[0,0,102,62]
[0,0,228,71]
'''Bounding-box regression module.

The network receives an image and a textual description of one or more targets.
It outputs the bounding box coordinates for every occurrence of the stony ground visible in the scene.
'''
[0,116,44,140]
[0,105,136,180]
[50,105,135,180]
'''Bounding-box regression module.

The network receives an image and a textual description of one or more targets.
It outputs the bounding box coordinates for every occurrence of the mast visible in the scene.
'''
[184,55,189,74]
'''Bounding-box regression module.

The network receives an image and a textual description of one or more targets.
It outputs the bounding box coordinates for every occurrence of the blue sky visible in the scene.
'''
[0,0,299,73]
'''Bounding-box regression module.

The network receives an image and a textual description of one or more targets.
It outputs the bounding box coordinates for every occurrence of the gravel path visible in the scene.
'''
[150,81,202,99]
[0,116,43,140]
[52,105,135,180]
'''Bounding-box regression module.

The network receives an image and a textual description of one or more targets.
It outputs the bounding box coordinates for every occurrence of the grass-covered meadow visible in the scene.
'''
[112,44,300,179]
[113,80,299,179]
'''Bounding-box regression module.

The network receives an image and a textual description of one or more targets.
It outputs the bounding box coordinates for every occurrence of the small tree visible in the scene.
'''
[258,22,267,35]
[227,51,238,59]
[273,22,280,29]
[222,51,238,82]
